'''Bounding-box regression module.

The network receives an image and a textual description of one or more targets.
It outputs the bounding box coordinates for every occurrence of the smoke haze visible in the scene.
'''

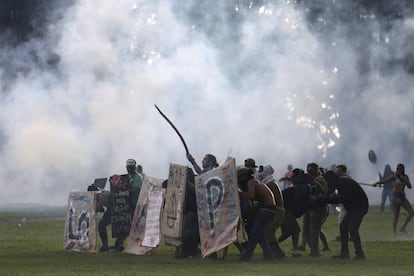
[0,0,413,206]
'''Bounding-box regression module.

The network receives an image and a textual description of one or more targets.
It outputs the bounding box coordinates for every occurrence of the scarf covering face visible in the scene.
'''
[258,164,275,184]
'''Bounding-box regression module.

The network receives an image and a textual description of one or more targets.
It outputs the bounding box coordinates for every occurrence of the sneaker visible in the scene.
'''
[332,254,350,259]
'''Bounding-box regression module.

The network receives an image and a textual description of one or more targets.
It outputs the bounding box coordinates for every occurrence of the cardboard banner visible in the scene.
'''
[142,189,165,247]
[196,158,241,258]
[63,192,97,252]
[160,164,187,246]
[110,174,131,238]
[123,176,165,255]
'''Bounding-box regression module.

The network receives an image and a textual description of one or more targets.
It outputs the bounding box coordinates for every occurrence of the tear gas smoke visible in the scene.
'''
[0,0,413,206]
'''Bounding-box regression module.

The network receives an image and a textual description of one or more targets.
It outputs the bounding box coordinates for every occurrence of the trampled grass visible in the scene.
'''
[1,205,413,275]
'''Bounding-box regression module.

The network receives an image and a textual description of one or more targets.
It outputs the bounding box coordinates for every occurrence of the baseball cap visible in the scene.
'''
[244,158,257,168]
[126,159,137,166]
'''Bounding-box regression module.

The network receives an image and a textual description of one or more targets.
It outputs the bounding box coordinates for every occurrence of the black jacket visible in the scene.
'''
[324,171,369,214]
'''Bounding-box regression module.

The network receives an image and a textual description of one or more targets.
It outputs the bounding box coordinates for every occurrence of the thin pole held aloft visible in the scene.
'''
[154,104,190,155]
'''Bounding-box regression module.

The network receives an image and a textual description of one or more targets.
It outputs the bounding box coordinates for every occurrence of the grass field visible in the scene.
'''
[1,205,413,275]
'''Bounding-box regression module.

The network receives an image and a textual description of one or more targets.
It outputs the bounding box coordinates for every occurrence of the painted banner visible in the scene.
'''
[160,164,187,246]
[109,174,131,238]
[196,157,241,258]
[123,176,165,255]
[63,191,97,252]
[142,189,164,247]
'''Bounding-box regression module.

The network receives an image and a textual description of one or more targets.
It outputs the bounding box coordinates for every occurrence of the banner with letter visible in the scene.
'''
[196,157,241,258]
[124,176,165,255]
[160,164,187,246]
[63,191,97,252]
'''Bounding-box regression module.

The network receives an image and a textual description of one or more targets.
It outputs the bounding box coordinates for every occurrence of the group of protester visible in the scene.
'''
[90,155,413,262]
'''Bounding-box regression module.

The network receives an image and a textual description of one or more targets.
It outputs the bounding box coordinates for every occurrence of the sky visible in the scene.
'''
[0,0,413,206]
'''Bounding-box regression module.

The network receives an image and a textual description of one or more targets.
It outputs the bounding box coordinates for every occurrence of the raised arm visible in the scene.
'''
[187,153,202,174]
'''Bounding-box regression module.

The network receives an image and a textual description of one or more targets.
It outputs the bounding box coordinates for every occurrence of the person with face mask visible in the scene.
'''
[99,159,143,252]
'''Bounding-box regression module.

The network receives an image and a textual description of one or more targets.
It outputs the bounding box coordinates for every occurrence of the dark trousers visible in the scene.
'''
[98,211,124,247]
[240,198,253,237]
[241,208,275,260]
[340,210,365,257]
[309,206,327,255]
[180,211,200,256]
[301,210,310,247]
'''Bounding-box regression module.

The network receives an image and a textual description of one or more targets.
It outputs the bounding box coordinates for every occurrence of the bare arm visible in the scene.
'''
[239,179,256,200]
[374,174,397,187]
[187,153,202,174]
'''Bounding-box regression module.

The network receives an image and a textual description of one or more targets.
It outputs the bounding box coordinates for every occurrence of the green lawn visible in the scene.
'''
[0,206,413,275]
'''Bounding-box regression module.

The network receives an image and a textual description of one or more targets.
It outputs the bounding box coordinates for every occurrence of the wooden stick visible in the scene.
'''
[358,183,376,187]
[154,104,190,155]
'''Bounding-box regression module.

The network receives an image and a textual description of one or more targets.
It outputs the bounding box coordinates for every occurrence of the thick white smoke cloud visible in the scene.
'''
[0,0,413,206]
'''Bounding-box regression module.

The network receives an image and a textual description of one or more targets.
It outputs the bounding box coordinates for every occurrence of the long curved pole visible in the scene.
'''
[154,104,190,155]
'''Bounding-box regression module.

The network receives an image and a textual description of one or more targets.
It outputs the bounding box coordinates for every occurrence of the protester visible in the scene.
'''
[245,158,258,178]
[98,159,143,252]
[278,168,312,257]
[187,153,219,174]
[378,164,394,212]
[304,162,329,257]
[126,159,144,218]
[257,164,286,258]
[137,164,146,179]
[186,152,219,258]
[325,170,369,260]
[174,168,201,258]
[238,167,277,261]
[279,164,294,190]
[332,164,349,242]
[375,163,414,233]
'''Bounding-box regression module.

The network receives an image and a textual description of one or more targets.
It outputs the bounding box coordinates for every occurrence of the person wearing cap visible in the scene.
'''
[99,159,143,252]
[238,167,277,262]
[244,158,258,179]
